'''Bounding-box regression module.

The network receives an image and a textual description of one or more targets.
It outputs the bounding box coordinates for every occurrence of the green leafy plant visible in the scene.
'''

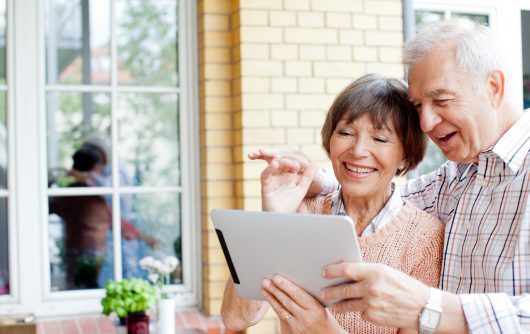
[101,278,157,318]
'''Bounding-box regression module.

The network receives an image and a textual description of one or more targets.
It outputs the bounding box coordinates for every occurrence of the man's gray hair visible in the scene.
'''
[404,19,504,89]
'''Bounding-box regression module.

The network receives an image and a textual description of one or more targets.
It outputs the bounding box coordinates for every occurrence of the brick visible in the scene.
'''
[298,12,325,27]
[299,45,325,60]
[365,31,403,46]
[59,319,77,334]
[326,78,354,94]
[286,94,329,110]
[204,80,231,96]
[240,26,283,43]
[203,64,233,79]
[78,318,97,334]
[242,94,284,109]
[379,16,403,31]
[203,0,232,14]
[241,60,283,76]
[242,197,261,211]
[298,77,325,93]
[204,114,232,130]
[285,28,337,44]
[203,31,233,46]
[243,180,261,196]
[379,46,403,62]
[327,45,352,61]
[339,30,364,45]
[301,144,328,161]
[325,13,351,28]
[242,128,285,144]
[240,0,282,10]
[285,61,312,77]
[203,246,228,263]
[203,130,233,146]
[353,46,378,62]
[314,62,365,78]
[353,14,378,30]
[246,318,278,334]
[203,181,235,197]
[241,110,271,127]
[365,1,402,16]
[241,77,270,93]
[240,44,270,60]
[311,0,363,12]
[271,110,298,126]
[239,9,268,26]
[204,97,233,113]
[299,110,327,127]
[271,77,297,93]
[202,47,231,63]
[202,198,235,212]
[205,163,236,180]
[284,0,310,10]
[366,62,404,78]
[269,11,297,27]
[271,44,298,60]
[287,128,315,144]
[203,14,230,30]
[203,147,233,163]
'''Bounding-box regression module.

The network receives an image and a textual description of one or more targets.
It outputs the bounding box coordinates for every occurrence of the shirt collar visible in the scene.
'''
[490,110,530,173]
[332,183,404,236]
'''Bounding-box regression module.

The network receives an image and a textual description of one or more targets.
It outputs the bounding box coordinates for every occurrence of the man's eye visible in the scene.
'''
[435,99,451,105]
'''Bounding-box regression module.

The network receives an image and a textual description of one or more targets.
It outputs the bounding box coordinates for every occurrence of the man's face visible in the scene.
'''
[407,46,498,164]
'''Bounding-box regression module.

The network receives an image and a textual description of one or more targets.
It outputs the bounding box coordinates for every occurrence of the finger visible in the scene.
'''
[262,278,304,316]
[297,164,319,189]
[329,296,366,314]
[271,275,321,310]
[321,261,368,281]
[261,280,294,320]
[321,280,365,302]
[270,157,303,173]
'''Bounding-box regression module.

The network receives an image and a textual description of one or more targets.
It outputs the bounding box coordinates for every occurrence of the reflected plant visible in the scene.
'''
[139,255,179,299]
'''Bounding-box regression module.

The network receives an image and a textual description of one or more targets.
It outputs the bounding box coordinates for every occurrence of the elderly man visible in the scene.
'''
[248,19,529,333]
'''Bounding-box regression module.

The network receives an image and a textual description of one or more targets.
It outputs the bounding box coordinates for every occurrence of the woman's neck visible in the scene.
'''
[341,188,392,236]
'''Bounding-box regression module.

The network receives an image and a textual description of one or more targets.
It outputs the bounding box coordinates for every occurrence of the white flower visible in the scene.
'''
[139,256,155,269]
[147,273,159,283]
[163,256,179,270]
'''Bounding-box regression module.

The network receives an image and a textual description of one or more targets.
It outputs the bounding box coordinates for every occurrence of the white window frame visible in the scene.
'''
[0,0,200,316]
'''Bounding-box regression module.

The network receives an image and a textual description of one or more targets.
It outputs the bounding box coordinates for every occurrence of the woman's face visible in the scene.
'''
[330,113,405,203]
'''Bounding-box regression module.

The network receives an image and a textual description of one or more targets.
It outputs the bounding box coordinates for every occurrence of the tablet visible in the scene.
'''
[211,209,362,307]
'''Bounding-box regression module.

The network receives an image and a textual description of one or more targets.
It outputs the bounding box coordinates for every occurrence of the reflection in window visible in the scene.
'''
[117,93,180,187]
[415,10,444,33]
[45,0,111,85]
[453,12,489,26]
[0,0,7,297]
[0,198,7,296]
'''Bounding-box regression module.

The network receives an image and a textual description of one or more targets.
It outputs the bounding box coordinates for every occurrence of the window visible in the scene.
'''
[0,0,198,315]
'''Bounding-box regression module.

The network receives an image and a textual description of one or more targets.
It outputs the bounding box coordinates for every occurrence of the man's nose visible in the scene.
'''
[419,105,442,132]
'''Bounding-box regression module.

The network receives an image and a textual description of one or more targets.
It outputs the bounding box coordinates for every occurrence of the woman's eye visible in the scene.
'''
[337,130,353,136]
[374,137,388,143]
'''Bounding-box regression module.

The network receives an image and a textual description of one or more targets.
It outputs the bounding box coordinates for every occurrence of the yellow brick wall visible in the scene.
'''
[198,0,404,333]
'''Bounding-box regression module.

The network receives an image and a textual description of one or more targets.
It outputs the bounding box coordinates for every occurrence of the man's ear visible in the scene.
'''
[487,69,505,108]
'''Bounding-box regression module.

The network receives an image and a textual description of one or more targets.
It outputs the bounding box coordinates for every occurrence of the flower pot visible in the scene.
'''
[157,298,175,334]
[126,312,149,334]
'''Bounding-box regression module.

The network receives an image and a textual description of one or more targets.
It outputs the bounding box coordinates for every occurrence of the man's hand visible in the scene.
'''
[321,262,430,330]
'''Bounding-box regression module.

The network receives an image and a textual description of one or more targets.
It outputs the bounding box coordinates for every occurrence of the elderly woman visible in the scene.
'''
[221,74,444,333]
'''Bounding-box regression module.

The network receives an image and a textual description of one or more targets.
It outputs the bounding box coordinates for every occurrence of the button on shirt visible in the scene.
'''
[401,110,530,333]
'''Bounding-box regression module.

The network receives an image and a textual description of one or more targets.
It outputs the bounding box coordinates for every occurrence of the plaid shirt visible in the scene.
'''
[401,110,530,333]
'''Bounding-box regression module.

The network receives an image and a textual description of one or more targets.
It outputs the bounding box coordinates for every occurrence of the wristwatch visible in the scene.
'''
[419,287,442,334]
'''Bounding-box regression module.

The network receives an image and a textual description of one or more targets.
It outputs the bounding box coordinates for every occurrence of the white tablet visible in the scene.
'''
[211,209,362,307]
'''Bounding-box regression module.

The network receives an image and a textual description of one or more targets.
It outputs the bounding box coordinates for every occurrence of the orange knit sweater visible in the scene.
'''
[298,193,444,334]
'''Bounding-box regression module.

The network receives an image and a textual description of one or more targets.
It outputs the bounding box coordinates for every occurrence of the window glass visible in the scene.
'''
[0,198,7,296]
[415,10,444,33]
[452,12,489,26]
[117,93,180,187]
[0,0,7,297]
[0,1,5,85]
[45,0,111,85]
[116,0,178,86]
[49,197,113,291]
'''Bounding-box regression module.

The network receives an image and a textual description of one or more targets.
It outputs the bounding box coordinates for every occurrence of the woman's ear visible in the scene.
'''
[487,69,505,108]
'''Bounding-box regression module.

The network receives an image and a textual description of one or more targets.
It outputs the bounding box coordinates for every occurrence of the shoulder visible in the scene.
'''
[398,202,444,235]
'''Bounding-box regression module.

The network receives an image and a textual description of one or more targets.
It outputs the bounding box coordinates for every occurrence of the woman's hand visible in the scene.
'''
[261,275,347,334]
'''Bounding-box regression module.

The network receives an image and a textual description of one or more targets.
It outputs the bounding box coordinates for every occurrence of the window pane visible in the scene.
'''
[121,193,182,284]
[45,0,111,85]
[46,92,111,187]
[117,93,180,187]
[0,1,5,85]
[0,198,8,295]
[49,196,114,291]
[452,12,489,26]
[0,92,6,189]
[415,10,444,33]
[116,0,178,86]
[415,140,447,176]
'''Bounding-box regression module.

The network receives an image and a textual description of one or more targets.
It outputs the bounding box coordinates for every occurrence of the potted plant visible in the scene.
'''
[101,278,157,334]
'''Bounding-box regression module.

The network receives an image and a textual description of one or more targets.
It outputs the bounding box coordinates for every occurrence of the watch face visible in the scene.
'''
[420,309,441,329]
